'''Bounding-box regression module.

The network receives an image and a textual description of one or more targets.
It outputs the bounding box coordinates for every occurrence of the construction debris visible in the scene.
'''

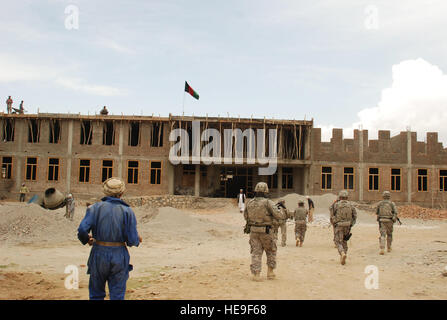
[397,205,447,220]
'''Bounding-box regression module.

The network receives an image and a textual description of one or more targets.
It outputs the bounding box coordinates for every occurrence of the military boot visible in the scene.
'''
[387,247,392,252]
[299,240,303,247]
[340,253,347,265]
[251,272,261,282]
[267,267,276,280]
[296,239,300,247]
[379,248,385,255]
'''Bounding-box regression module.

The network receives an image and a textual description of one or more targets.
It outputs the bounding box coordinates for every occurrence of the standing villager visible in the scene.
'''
[294,200,308,247]
[238,189,246,213]
[306,196,315,222]
[64,194,75,221]
[244,182,286,281]
[376,191,398,255]
[6,96,13,114]
[19,183,29,202]
[77,177,142,300]
[332,190,357,265]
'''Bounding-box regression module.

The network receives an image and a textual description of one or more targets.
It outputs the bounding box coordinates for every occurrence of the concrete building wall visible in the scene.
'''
[310,127,447,206]
[2,114,447,207]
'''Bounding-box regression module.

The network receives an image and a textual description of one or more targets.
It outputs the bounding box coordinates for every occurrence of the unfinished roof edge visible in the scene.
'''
[0,112,313,125]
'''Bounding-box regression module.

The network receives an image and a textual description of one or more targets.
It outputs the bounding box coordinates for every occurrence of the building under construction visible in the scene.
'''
[1,112,447,206]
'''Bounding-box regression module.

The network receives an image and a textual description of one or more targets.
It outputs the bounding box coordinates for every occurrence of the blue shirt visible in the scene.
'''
[77,197,140,247]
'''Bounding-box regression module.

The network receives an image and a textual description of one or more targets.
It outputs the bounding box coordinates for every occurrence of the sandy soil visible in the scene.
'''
[0,199,447,300]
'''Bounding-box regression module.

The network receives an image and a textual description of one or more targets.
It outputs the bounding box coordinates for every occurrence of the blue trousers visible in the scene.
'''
[87,245,133,300]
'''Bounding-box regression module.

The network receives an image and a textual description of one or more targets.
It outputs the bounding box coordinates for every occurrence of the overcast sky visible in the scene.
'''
[1,1,447,144]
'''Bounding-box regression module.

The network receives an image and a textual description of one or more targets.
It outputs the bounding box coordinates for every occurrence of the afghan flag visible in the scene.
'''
[185,81,199,100]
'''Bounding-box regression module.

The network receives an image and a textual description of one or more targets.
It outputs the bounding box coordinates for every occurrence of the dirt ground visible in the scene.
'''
[1,198,447,300]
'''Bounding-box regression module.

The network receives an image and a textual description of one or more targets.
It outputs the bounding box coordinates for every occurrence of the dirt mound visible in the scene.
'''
[278,193,337,212]
[398,205,447,220]
[134,206,237,241]
[0,203,80,244]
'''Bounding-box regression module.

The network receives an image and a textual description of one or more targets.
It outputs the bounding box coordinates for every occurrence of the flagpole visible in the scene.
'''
[182,90,186,115]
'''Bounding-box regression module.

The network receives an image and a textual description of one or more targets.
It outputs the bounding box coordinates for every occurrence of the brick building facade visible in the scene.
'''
[1,112,446,206]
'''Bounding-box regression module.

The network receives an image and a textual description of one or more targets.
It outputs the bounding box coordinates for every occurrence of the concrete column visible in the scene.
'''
[167,161,175,195]
[66,120,73,193]
[194,164,200,196]
[407,131,412,204]
[358,130,364,201]
[15,120,25,190]
[277,166,283,197]
[303,165,309,195]
[118,121,124,179]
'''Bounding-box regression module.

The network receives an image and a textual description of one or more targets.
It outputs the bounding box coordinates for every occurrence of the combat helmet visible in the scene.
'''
[254,182,269,193]
[382,191,391,199]
[338,190,349,199]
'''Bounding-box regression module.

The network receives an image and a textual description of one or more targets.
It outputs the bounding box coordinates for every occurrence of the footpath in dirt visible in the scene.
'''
[0,194,446,300]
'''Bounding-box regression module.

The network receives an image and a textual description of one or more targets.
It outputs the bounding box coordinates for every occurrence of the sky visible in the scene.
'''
[1,0,447,144]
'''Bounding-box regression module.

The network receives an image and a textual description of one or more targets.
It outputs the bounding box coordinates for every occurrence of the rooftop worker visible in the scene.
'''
[19,101,24,114]
[19,182,29,202]
[6,96,13,114]
[100,106,109,115]
[12,101,25,114]
[77,177,142,300]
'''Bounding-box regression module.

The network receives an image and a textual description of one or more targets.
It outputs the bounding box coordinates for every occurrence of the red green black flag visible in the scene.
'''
[185,81,199,100]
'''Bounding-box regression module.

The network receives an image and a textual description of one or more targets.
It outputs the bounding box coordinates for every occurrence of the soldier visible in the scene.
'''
[294,200,308,247]
[332,190,357,265]
[244,182,286,281]
[376,191,398,255]
[272,199,288,247]
[329,197,339,248]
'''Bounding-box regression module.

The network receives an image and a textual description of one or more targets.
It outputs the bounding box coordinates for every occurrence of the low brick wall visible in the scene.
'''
[122,195,233,209]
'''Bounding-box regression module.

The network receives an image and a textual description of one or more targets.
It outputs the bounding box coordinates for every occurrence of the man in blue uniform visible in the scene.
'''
[77,177,142,300]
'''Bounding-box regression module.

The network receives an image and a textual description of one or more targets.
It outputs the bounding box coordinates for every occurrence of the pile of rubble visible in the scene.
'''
[397,205,447,220]
[0,203,79,244]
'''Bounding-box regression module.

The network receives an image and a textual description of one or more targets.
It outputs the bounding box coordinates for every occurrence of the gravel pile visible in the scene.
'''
[0,203,80,244]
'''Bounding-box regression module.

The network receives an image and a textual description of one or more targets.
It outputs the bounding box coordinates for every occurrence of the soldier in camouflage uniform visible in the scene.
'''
[244,182,286,281]
[376,191,398,255]
[329,197,339,248]
[332,190,357,265]
[272,199,288,247]
[294,200,308,247]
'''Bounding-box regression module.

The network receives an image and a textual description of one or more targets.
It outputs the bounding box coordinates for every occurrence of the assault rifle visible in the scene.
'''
[276,202,286,210]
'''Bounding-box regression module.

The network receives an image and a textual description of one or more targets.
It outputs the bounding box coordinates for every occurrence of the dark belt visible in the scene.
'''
[94,240,126,247]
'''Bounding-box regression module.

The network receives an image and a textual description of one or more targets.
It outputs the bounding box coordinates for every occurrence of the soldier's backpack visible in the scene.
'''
[246,198,270,225]
[378,201,393,220]
[334,200,353,226]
